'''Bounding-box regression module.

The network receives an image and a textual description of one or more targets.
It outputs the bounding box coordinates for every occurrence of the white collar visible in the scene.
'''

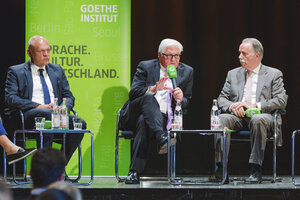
[247,63,261,74]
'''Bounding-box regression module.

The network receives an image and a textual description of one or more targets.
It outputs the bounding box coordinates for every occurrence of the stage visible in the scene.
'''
[8,176,300,200]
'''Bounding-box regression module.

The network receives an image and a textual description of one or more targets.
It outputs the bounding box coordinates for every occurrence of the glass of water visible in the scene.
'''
[73,117,82,130]
[35,117,45,130]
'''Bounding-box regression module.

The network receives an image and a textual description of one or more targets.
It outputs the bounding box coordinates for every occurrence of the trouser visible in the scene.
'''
[23,108,85,163]
[215,113,273,166]
[0,123,8,136]
[127,94,167,174]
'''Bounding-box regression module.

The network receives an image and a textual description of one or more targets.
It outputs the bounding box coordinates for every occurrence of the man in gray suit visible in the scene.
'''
[5,36,85,165]
[213,38,288,183]
[122,38,193,184]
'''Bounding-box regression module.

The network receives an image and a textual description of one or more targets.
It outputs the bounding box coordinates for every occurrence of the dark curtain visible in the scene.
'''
[1,0,299,175]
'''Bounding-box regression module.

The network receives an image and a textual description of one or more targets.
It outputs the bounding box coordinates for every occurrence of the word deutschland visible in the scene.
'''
[81,4,118,23]
[64,68,118,79]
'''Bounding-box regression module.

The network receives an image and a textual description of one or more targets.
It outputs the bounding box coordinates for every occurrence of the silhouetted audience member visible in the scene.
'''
[0,180,12,200]
[48,181,82,200]
[27,148,66,200]
[36,189,72,200]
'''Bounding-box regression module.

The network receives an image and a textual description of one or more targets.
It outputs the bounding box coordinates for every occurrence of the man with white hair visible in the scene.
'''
[212,38,288,183]
[120,38,194,184]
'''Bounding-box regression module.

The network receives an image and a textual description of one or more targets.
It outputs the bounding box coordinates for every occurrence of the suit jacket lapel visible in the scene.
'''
[237,67,246,101]
[176,63,182,87]
[256,65,267,102]
[46,65,59,98]
[153,60,160,83]
[24,62,33,100]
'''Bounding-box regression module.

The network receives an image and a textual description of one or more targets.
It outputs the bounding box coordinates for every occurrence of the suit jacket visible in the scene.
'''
[5,61,75,112]
[129,59,194,113]
[217,64,288,145]
[119,59,193,130]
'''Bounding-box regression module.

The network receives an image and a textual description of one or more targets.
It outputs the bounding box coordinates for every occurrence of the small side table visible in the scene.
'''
[13,129,94,186]
[168,129,228,185]
[292,130,300,186]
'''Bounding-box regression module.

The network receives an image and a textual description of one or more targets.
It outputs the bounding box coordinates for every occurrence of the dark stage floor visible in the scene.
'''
[7,176,300,200]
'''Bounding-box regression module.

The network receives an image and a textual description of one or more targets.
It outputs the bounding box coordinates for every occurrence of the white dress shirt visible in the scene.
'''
[147,65,173,114]
[31,64,55,105]
[242,63,262,110]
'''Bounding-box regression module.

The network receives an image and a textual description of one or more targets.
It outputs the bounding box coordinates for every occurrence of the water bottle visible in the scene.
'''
[211,99,221,130]
[173,100,183,130]
[51,98,60,130]
[60,98,69,130]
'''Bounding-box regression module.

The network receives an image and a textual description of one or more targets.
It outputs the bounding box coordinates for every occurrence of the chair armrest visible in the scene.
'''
[70,108,78,117]
[277,109,286,115]
[18,110,25,131]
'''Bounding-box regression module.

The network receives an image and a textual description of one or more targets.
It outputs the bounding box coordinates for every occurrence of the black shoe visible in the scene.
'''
[245,164,262,184]
[6,148,37,165]
[157,133,176,154]
[245,171,262,183]
[64,175,79,183]
[125,171,140,184]
[209,173,229,184]
[208,166,229,184]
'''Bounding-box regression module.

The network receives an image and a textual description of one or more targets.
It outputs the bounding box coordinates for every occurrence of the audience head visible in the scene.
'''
[48,181,82,200]
[158,38,183,69]
[239,38,263,71]
[27,35,50,67]
[36,189,72,200]
[0,180,12,200]
[30,148,66,188]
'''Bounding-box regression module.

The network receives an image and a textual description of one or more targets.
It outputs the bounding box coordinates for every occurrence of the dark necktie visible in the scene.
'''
[38,68,51,104]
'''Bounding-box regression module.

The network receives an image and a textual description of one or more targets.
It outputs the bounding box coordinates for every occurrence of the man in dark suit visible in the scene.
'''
[212,38,288,183]
[5,35,85,164]
[122,38,193,184]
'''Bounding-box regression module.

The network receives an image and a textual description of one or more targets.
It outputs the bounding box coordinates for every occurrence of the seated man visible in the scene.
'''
[0,122,36,165]
[120,38,194,184]
[212,38,288,183]
[5,35,86,163]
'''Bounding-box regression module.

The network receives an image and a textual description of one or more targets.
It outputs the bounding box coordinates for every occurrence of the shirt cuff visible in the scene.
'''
[229,103,234,112]
[256,102,261,110]
[147,86,156,95]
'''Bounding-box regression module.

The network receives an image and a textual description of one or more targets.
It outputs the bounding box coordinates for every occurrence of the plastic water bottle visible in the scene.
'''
[51,98,60,130]
[60,98,69,130]
[173,100,183,130]
[211,99,221,130]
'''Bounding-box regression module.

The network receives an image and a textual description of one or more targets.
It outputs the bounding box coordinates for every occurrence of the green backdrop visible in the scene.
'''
[25,0,131,176]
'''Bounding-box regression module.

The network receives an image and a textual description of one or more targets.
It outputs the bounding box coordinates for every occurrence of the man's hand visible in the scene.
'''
[35,103,53,109]
[149,77,171,93]
[231,102,256,117]
[173,87,183,103]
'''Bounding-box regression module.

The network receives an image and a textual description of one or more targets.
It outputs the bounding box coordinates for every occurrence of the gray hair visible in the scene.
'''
[158,38,183,54]
[28,35,48,50]
[242,38,264,61]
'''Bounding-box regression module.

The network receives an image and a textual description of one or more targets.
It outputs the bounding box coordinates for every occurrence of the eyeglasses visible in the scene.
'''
[35,49,51,54]
[161,53,181,59]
